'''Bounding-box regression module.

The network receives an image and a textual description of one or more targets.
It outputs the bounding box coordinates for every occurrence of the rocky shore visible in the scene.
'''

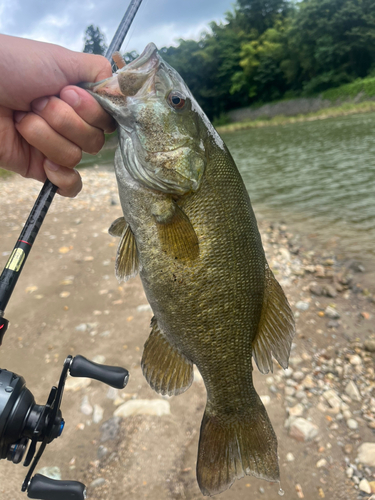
[0,167,374,500]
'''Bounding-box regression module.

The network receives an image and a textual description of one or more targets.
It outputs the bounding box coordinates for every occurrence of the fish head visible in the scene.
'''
[86,43,207,195]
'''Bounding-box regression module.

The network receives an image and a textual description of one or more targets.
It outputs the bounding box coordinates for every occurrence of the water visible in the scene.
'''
[222,113,375,263]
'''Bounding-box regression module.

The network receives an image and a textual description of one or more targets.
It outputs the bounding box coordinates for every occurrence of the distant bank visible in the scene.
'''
[217,77,375,133]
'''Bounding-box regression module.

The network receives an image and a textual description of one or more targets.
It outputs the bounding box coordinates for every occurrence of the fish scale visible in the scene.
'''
[87,42,295,497]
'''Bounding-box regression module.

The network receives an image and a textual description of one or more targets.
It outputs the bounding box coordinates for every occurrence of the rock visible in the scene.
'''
[292,371,304,381]
[309,283,323,296]
[136,304,152,312]
[80,396,93,416]
[100,417,121,442]
[93,404,104,424]
[65,376,91,392]
[324,306,340,319]
[301,374,315,389]
[285,386,296,397]
[92,354,106,364]
[327,320,340,329]
[364,338,375,352]
[75,323,87,332]
[106,387,118,400]
[97,446,108,460]
[369,481,375,494]
[296,301,309,311]
[346,467,353,478]
[349,261,365,273]
[90,478,106,489]
[286,452,295,462]
[279,248,291,261]
[323,285,337,298]
[357,443,375,467]
[114,399,171,417]
[345,381,361,402]
[316,458,327,468]
[289,418,319,442]
[347,419,358,430]
[344,444,353,454]
[284,367,294,378]
[289,403,304,417]
[315,265,325,277]
[359,479,372,494]
[322,389,342,409]
[260,395,271,406]
[349,354,362,366]
[37,466,61,480]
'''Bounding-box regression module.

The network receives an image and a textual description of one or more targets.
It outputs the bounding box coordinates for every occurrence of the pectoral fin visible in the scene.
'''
[115,224,139,282]
[142,317,194,396]
[109,217,127,237]
[252,265,295,374]
[155,204,199,262]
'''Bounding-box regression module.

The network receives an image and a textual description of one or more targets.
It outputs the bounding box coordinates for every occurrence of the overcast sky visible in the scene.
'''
[0,0,236,54]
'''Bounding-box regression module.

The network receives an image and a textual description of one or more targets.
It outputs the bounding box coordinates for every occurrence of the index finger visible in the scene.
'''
[60,85,117,133]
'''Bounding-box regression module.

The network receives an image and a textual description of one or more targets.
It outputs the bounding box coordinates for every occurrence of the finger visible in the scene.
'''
[44,159,82,198]
[15,112,82,168]
[31,96,105,154]
[60,86,117,133]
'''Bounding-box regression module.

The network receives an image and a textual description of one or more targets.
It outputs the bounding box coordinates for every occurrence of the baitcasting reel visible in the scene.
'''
[0,348,129,499]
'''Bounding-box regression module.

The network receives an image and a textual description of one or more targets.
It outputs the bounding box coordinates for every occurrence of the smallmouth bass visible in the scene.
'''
[86,43,295,496]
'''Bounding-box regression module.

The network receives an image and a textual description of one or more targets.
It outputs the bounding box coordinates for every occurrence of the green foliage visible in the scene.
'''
[83,25,107,55]
[322,77,375,101]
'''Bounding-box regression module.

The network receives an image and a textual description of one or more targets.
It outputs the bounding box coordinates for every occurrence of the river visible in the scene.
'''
[82,112,375,265]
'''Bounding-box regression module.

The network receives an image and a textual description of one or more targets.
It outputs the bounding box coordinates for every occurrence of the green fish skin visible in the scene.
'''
[87,43,295,496]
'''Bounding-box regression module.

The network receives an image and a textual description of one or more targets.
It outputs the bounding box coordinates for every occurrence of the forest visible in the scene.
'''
[83,0,375,120]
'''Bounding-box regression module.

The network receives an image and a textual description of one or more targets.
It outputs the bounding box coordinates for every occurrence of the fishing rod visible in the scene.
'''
[0,1,143,499]
[0,0,144,343]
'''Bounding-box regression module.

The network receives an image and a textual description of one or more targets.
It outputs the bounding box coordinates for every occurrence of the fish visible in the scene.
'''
[85,43,295,496]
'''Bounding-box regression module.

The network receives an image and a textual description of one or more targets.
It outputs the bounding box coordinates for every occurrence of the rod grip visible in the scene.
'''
[27,474,86,500]
[70,355,129,389]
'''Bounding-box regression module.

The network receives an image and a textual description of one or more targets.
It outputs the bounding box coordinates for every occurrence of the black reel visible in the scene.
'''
[0,354,129,499]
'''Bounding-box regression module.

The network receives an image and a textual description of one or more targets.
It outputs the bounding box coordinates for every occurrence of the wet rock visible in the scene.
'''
[359,479,372,494]
[345,381,361,402]
[364,338,375,352]
[357,443,375,467]
[289,417,319,442]
[114,399,171,417]
[90,478,106,489]
[296,301,309,311]
[93,404,104,424]
[37,466,61,480]
[100,417,121,442]
[324,306,340,319]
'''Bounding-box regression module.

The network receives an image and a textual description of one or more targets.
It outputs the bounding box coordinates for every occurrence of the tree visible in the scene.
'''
[237,0,290,35]
[83,25,107,55]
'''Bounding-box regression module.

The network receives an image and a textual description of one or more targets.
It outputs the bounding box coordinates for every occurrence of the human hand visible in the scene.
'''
[0,35,116,197]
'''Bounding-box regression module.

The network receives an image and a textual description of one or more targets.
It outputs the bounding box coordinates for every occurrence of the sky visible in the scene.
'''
[0,0,236,54]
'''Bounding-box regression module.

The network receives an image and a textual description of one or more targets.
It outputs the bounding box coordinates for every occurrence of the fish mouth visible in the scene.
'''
[82,43,160,100]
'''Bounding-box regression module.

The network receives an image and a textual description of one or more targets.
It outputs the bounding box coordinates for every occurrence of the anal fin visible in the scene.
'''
[115,224,139,282]
[141,317,194,396]
[252,264,295,374]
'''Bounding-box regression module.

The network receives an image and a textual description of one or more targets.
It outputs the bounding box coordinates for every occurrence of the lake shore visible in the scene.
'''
[217,100,375,134]
[0,168,374,500]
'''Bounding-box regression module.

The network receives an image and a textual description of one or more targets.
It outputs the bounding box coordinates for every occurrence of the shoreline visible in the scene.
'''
[217,100,375,134]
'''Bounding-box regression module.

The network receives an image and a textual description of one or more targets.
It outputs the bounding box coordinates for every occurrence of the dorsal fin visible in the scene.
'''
[252,265,295,374]
[115,224,139,282]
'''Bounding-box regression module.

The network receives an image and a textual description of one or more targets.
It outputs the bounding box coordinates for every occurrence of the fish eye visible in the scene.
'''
[167,91,186,110]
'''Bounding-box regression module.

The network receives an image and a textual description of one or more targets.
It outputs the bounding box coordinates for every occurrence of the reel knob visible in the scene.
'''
[27,474,86,500]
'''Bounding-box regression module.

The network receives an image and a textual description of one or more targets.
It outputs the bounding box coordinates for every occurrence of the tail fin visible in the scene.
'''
[197,391,279,496]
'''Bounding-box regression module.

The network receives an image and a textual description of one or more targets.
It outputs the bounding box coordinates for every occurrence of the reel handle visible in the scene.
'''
[70,355,129,389]
[27,474,86,500]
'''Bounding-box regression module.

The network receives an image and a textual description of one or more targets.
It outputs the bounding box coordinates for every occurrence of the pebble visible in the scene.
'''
[80,396,93,416]
[260,395,271,406]
[357,443,375,467]
[346,419,358,430]
[346,467,354,478]
[316,458,327,468]
[364,338,375,352]
[92,355,106,364]
[107,387,118,400]
[324,306,340,319]
[309,283,323,296]
[136,304,152,312]
[65,376,92,391]
[285,386,296,397]
[37,466,61,480]
[289,417,319,442]
[114,399,171,417]
[97,446,108,460]
[349,354,362,366]
[296,301,309,311]
[322,284,337,298]
[345,380,361,401]
[93,404,104,424]
[322,389,342,409]
[100,417,121,442]
[89,478,106,489]
[286,452,295,462]
[359,478,372,494]
[292,371,304,381]
[289,403,304,417]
